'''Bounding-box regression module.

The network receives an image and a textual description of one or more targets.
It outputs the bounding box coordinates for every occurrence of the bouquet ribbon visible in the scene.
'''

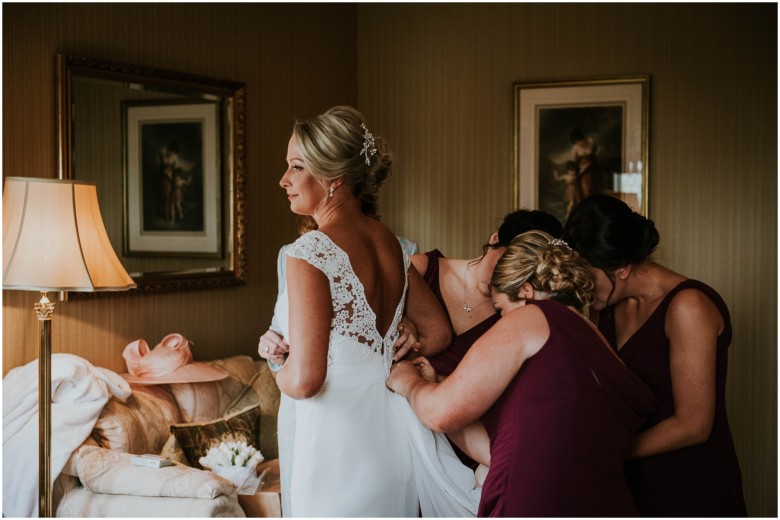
[212,463,267,495]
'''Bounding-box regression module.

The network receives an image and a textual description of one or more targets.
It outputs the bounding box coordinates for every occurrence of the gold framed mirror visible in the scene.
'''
[56,53,246,296]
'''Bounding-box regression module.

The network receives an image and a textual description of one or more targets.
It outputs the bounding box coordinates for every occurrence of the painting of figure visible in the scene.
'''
[514,77,648,222]
[140,122,205,233]
[537,106,623,223]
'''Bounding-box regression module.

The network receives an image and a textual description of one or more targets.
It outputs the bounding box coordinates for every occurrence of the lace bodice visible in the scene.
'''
[284,230,409,374]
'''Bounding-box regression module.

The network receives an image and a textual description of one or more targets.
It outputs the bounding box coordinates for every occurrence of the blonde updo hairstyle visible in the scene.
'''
[293,105,392,220]
[491,230,595,309]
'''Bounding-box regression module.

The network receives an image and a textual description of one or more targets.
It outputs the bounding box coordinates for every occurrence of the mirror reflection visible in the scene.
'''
[57,54,246,295]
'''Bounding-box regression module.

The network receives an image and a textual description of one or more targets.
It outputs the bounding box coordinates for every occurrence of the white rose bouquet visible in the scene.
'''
[199,438,265,495]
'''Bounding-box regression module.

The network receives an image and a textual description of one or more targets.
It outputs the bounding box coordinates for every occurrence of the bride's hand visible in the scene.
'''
[258,329,289,366]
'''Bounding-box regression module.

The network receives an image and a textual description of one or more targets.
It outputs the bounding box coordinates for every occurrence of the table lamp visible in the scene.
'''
[2,177,136,517]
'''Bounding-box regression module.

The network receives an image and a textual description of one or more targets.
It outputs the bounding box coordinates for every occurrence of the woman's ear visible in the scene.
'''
[616,264,632,281]
[517,282,535,300]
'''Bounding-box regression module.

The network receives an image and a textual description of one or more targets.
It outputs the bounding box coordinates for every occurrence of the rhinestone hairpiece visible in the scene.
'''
[360,123,377,166]
[549,238,572,251]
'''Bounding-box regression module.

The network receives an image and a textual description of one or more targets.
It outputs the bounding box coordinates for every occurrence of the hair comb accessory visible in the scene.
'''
[549,238,572,251]
[360,123,377,165]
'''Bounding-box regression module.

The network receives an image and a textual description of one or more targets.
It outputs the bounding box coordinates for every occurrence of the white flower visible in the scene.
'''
[198,439,264,470]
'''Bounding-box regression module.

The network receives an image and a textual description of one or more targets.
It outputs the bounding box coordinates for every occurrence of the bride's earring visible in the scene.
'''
[329,186,334,198]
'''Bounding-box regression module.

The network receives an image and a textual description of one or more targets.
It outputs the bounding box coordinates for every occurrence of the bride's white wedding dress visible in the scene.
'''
[275,231,480,517]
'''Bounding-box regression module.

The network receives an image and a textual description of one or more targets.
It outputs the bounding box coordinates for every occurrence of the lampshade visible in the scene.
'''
[2,177,136,292]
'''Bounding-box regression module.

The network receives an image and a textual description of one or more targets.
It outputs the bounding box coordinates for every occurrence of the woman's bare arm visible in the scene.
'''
[275,257,331,399]
[446,421,491,467]
[387,305,548,432]
[405,266,452,357]
[627,289,722,458]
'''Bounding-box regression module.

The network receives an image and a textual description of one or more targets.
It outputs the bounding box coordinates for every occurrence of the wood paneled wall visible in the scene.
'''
[3,3,776,517]
[358,4,776,516]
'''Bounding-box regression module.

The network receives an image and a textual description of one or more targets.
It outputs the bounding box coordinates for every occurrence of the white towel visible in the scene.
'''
[2,353,131,517]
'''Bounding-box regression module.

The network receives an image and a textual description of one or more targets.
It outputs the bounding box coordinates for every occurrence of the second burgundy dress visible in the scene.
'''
[422,250,500,469]
[423,250,500,376]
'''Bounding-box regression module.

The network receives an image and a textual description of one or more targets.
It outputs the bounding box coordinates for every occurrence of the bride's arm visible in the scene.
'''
[275,257,331,399]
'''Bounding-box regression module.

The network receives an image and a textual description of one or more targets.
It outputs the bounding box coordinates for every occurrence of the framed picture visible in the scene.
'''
[514,76,649,224]
[124,101,221,256]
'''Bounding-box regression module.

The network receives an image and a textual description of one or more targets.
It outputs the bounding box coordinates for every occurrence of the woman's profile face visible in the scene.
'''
[279,135,327,216]
[484,245,505,275]
[482,232,505,275]
[491,287,526,317]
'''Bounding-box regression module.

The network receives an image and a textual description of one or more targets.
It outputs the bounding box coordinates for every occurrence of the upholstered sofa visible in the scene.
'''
[53,355,281,517]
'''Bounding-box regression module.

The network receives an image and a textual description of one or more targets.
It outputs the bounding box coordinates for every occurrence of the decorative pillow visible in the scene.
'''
[170,405,261,469]
[160,433,189,465]
[226,362,281,417]
[75,445,235,499]
[92,384,182,455]
[169,356,258,423]
[224,363,281,459]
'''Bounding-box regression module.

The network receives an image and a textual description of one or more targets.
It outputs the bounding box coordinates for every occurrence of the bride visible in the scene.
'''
[269,106,480,517]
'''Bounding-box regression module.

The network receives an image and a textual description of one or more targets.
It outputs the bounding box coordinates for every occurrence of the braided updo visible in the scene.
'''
[491,230,595,309]
[293,106,392,219]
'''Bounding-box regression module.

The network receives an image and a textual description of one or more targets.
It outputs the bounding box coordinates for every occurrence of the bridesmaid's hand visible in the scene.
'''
[258,329,289,366]
[387,360,424,397]
[392,317,421,362]
[411,356,438,383]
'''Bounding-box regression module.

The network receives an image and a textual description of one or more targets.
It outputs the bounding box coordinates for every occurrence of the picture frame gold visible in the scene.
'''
[514,76,649,223]
[124,100,221,257]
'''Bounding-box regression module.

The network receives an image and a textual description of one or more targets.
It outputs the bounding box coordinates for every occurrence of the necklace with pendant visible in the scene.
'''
[462,263,490,314]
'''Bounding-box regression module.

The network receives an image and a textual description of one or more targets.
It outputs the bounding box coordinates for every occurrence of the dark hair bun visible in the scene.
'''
[562,194,659,270]
[497,209,563,246]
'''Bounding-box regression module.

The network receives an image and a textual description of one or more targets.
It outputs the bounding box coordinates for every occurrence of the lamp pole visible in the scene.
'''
[34,293,54,517]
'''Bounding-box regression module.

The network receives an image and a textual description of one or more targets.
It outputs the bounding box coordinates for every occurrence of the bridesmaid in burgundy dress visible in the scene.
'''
[411,210,562,468]
[388,231,656,517]
[563,194,747,516]
[413,209,563,377]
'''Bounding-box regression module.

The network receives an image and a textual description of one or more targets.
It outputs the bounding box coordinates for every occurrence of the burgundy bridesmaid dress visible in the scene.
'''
[598,279,748,516]
[478,300,656,517]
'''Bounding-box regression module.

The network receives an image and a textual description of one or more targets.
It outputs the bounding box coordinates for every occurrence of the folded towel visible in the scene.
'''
[3,353,131,517]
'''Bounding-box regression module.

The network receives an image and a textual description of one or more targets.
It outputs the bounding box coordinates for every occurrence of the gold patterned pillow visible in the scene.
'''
[169,405,261,469]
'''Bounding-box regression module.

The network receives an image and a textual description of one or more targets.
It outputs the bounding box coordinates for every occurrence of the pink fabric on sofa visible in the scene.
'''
[169,356,259,423]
